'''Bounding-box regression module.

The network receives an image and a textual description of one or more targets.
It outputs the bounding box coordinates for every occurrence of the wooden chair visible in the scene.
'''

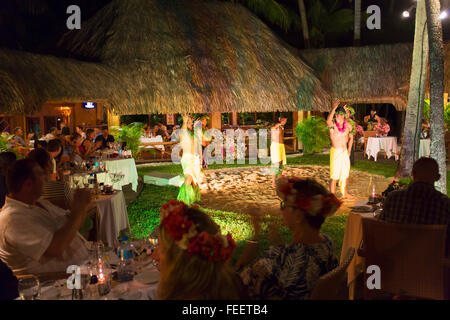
[360,218,450,300]
[310,247,356,300]
[363,131,376,155]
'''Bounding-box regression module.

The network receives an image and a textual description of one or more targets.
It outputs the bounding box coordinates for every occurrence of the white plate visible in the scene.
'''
[134,270,160,285]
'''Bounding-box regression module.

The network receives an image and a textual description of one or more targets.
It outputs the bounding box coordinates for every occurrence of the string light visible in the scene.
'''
[402,10,410,18]
[440,10,448,20]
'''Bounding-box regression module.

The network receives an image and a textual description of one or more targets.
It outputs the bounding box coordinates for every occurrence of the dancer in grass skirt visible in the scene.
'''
[177,115,202,205]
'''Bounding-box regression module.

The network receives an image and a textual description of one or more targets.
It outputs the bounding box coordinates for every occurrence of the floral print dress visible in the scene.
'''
[239,234,338,300]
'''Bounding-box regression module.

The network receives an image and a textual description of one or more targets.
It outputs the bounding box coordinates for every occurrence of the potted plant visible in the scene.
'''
[110,122,144,158]
[295,116,331,154]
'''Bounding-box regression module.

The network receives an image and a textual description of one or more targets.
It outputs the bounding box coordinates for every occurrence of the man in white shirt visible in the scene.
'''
[0,159,92,275]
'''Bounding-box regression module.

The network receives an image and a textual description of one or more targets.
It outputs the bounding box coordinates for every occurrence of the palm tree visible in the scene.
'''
[425,0,446,194]
[297,0,310,48]
[306,0,354,48]
[396,0,429,178]
[239,0,301,32]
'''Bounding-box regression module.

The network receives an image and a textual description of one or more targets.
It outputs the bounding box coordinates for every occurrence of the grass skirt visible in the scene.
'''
[177,183,201,205]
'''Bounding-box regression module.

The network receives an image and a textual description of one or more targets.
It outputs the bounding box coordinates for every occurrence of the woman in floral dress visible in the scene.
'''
[236,178,341,300]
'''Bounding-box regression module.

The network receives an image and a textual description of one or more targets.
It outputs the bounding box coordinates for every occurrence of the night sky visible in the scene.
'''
[0,0,449,58]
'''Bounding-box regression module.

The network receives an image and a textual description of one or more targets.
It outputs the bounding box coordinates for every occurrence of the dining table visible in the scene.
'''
[419,139,431,158]
[340,203,378,300]
[139,136,164,150]
[94,191,131,248]
[102,158,139,192]
[28,243,160,300]
[365,136,399,161]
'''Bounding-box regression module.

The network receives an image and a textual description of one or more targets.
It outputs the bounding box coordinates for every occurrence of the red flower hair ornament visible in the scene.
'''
[160,200,236,262]
[276,177,341,217]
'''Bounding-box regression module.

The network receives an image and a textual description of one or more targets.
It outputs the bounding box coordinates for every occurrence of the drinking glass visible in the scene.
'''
[18,275,40,300]
[83,175,90,189]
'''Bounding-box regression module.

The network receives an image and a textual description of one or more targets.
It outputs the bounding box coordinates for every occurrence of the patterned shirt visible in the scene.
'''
[239,234,338,300]
[379,182,450,226]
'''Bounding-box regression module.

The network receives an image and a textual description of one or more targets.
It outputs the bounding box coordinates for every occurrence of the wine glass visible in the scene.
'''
[83,175,90,189]
[18,275,40,300]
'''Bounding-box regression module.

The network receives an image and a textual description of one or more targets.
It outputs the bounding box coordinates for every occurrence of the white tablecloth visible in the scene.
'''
[139,136,164,150]
[419,139,431,158]
[366,137,399,161]
[94,191,130,248]
[104,158,139,192]
[39,260,158,300]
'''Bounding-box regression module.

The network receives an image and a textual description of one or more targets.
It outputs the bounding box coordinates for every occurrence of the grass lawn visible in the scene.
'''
[130,153,450,261]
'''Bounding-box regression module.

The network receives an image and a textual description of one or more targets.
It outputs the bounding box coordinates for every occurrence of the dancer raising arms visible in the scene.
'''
[326,100,353,198]
[177,115,202,205]
[271,115,288,188]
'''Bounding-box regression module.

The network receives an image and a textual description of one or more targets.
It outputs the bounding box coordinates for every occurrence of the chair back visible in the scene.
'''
[361,218,447,300]
[310,247,356,300]
[363,131,376,153]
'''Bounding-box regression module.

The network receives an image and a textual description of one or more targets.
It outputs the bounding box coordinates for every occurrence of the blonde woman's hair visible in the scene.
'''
[157,207,244,300]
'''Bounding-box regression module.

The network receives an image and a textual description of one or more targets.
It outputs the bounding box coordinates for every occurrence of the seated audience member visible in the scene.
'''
[374,118,390,137]
[95,126,115,149]
[12,127,33,147]
[46,139,63,180]
[154,200,245,300]
[61,126,71,137]
[379,157,450,226]
[355,121,365,151]
[143,124,153,138]
[236,178,340,300]
[364,109,379,131]
[0,152,17,208]
[421,120,430,139]
[170,125,181,142]
[43,127,58,142]
[28,148,71,209]
[0,159,92,275]
[69,133,84,163]
[79,129,96,158]
[75,126,86,140]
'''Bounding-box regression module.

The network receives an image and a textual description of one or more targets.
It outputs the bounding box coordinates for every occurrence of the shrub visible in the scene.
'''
[110,122,144,158]
[295,116,330,154]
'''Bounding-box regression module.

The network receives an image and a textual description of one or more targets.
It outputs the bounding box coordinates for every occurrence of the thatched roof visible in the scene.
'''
[300,43,413,111]
[300,41,450,111]
[0,48,122,114]
[58,0,331,114]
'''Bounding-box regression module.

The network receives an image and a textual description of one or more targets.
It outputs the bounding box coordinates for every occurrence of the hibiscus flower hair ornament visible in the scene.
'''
[276,177,342,217]
[160,200,236,262]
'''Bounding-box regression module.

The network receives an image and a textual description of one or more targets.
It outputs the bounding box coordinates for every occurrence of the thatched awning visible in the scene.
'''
[0,49,122,114]
[57,0,331,115]
[300,41,450,111]
[300,43,413,111]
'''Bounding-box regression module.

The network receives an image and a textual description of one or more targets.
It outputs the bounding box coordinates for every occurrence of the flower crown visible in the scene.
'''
[160,200,236,262]
[276,177,341,218]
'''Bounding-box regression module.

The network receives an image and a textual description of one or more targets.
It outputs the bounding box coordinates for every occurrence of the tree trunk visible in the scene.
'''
[297,0,310,48]
[396,0,429,178]
[425,0,447,194]
[354,0,361,46]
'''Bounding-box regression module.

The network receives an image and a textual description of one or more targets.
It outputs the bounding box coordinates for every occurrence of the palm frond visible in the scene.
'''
[241,0,299,31]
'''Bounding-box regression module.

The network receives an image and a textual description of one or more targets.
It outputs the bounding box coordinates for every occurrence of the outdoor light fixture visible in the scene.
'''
[440,10,448,20]
[402,10,410,18]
